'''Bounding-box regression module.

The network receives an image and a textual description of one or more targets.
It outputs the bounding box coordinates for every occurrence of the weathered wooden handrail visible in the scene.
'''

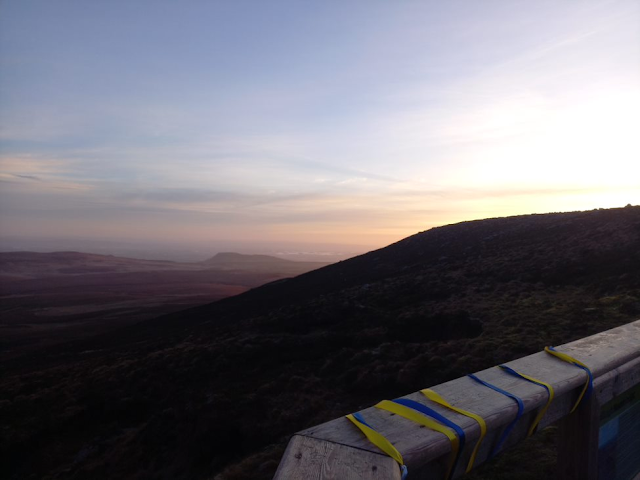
[274,320,640,479]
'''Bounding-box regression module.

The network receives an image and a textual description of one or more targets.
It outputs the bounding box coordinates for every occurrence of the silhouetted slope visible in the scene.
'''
[1,206,639,480]
[160,205,640,325]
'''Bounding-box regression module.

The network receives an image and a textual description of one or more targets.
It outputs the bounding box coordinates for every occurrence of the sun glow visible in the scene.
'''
[446,88,640,194]
[1,1,639,251]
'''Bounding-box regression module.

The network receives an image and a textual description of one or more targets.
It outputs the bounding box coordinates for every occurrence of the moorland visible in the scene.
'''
[1,206,639,480]
[0,252,328,362]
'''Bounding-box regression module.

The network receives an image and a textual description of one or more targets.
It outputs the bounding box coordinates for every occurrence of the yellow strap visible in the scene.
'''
[508,370,555,436]
[346,413,405,466]
[544,347,589,369]
[544,347,591,413]
[421,389,487,472]
[375,400,459,479]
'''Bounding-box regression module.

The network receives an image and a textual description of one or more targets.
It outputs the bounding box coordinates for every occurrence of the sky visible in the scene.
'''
[1,0,639,257]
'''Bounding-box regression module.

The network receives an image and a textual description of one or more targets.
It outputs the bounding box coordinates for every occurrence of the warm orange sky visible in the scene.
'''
[1,1,639,255]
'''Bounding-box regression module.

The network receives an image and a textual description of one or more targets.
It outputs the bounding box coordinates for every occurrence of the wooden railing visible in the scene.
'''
[274,319,640,479]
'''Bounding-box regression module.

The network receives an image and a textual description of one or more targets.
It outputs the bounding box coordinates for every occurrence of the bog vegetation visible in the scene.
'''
[1,206,639,480]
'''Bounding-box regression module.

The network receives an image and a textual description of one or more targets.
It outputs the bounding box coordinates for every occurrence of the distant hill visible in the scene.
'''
[201,252,327,273]
[0,251,328,279]
[1,206,639,480]
[0,251,193,279]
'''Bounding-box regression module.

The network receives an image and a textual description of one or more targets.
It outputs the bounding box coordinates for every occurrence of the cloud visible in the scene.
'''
[0,155,93,191]
[1,0,638,249]
[0,173,41,182]
[13,173,42,181]
[0,155,70,174]
[121,188,245,205]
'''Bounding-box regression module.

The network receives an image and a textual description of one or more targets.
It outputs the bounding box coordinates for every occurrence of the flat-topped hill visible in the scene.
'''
[201,252,328,272]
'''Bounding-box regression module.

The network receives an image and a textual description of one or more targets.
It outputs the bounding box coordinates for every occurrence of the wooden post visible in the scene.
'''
[274,435,402,480]
[556,395,600,480]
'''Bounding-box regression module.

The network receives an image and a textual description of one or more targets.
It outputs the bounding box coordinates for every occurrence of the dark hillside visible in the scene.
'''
[2,206,639,480]
[157,205,640,325]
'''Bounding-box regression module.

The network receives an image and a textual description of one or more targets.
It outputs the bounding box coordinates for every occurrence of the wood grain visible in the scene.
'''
[273,435,401,480]
[593,355,640,404]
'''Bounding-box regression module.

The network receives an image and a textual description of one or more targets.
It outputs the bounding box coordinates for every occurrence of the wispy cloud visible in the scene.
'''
[0,173,42,182]
[1,0,638,249]
[0,155,93,191]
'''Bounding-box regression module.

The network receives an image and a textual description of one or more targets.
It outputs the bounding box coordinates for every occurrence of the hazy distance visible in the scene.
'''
[0,235,367,263]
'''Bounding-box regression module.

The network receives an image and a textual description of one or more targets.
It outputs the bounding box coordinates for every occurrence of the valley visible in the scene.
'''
[0,252,329,361]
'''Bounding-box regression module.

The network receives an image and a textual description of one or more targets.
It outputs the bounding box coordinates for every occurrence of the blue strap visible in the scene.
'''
[547,346,593,401]
[392,398,466,446]
[353,411,373,428]
[392,397,465,478]
[498,365,553,397]
[498,365,554,436]
[467,374,524,457]
[352,412,409,480]
[400,465,408,480]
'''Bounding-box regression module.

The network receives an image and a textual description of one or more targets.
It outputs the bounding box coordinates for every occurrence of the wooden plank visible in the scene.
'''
[273,434,402,480]
[593,355,640,404]
[556,394,600,480]
[296,320,640,477]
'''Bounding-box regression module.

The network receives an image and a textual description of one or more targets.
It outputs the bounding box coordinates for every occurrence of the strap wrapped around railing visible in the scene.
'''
[376,400,458,480]
[467,373,525,456]
[498,365,554,436]
[420,389,487,472]
[346,412,409,479]
[545,346,593,413]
